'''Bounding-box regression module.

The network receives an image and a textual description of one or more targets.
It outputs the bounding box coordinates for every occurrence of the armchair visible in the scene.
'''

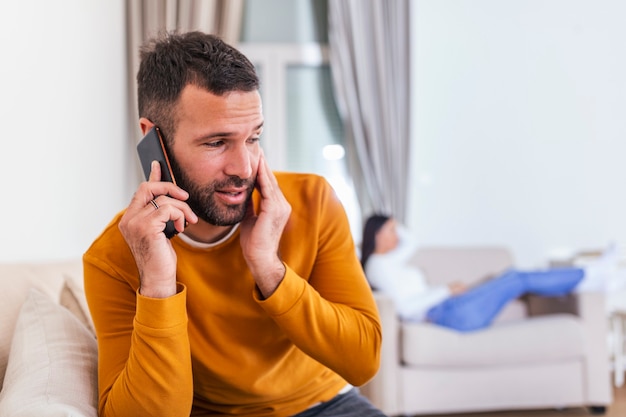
[360,247,612,416]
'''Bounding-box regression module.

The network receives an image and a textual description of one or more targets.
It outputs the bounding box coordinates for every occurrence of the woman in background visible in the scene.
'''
[361,214,618,332]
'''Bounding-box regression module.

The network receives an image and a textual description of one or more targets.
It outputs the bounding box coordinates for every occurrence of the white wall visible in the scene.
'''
[4,0,624,268]
[0,0,128,262]
[407,0,626,268]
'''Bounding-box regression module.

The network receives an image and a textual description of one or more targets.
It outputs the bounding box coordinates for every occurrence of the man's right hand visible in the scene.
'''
[118,161,198,298]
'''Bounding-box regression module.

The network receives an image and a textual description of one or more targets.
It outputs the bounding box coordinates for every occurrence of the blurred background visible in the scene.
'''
[1,0,625,269]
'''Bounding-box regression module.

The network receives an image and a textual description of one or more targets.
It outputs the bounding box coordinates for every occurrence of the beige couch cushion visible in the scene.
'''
[401,314,585,367]
[0,289,97,417]
[0,259,82,389]
[60,273,95,335]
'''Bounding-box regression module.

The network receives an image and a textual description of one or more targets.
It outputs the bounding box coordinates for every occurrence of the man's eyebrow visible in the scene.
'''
[195,123,265,141]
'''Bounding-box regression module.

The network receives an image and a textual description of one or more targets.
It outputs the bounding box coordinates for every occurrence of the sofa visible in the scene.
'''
[360,246,613,416]
[0,251,613,417]
[0,259,97,417]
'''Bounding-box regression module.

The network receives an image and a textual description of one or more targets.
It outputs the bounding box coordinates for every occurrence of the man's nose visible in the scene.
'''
[224,145,253,179]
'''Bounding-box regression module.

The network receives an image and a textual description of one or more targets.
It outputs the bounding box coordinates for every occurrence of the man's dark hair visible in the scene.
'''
[137,31,259,142]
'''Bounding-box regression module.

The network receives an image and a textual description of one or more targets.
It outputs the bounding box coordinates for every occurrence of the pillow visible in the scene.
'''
[0,289,98,417]
[59,274,95,335]
[0,259,83,388]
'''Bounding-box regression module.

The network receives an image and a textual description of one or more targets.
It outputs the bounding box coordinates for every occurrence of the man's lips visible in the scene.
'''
[214,187,249,204]
[217,187,248,194]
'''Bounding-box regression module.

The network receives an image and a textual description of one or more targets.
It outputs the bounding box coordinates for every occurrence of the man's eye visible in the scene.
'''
[248,137,260,144]
[205,140,224,148]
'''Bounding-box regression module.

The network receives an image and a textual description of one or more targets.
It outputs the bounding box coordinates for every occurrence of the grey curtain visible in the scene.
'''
[328,0,411,224]
[126,0,244,184]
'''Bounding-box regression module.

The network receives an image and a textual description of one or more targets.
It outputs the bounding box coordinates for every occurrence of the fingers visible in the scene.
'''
[240,150,291,241]
[122,160,198,239]
[255,151,284,203]
[148,160,162,182]
[128,180,192,222]
[144,194,197,232]
[122,189,196,241]
[136,160,190,207]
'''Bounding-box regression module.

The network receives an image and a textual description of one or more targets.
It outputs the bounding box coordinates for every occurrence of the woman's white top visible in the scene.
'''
[365,227,451,322]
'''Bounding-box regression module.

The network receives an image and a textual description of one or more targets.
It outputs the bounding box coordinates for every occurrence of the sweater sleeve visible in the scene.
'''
[254,178,382,387]
[83,255,193,417]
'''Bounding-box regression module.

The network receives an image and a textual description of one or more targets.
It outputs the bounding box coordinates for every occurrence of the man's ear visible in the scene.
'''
[139,118,155,136]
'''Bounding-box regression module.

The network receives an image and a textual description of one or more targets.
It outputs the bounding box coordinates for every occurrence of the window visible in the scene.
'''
[239,0,362,239]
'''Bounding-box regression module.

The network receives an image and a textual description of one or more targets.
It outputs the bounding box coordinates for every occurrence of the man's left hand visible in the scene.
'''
[239,150,291,298]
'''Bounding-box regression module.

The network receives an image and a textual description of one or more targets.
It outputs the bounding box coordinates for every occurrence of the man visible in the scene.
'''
[83,31,384,417]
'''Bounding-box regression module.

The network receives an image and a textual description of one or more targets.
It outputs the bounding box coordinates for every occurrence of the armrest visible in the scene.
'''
[528,291,611,404]
[359,291,401,415]
[577,291,612,404]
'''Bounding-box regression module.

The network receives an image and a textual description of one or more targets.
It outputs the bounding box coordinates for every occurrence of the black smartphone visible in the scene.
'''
[136,126,178,238]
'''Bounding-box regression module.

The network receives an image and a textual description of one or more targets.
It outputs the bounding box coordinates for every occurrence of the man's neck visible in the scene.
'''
[182,220,236,244]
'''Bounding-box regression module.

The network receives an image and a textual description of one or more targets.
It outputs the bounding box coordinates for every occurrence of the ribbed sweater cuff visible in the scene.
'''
[135,283,187,330]
[255,265,306,316]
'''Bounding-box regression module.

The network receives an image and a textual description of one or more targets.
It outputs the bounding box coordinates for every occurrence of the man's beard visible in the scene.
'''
[169,156,255,226]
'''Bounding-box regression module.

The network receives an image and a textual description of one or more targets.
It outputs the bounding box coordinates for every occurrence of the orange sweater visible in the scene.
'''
[83,173,381,417]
